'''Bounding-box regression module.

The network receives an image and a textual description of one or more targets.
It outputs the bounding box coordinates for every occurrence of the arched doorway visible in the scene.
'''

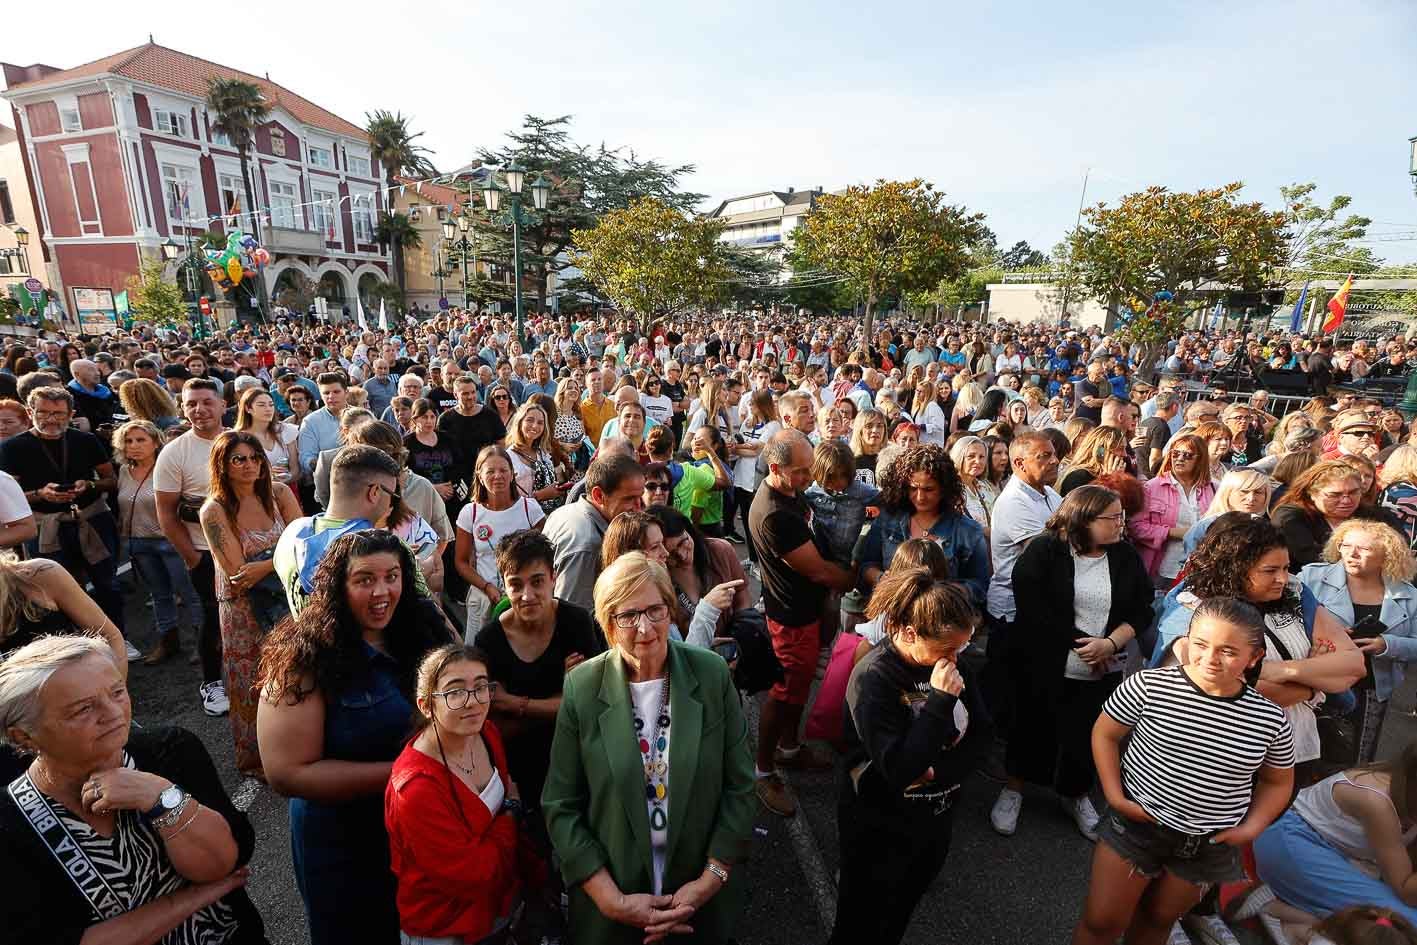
[357,272,383,312]
[317,270,348,305]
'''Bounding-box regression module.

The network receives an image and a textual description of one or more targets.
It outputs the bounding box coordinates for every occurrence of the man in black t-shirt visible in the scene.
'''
[1135,390,1180,479]
[424,362,457,415]
[1075,358,1108,423]
[475,531,599,812]
[436,374,506,475]
[0,386,125,639]
[748,430,855,817]
[1306,339,1334,393]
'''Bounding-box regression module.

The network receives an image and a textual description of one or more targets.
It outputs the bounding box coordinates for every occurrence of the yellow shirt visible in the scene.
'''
[580,395,618,446]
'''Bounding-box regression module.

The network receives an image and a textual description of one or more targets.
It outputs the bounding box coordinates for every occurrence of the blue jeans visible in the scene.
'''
[127,536,199,641]
[1255,808,1417,925]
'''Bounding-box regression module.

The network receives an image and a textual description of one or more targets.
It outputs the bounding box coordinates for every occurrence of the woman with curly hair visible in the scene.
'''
[1299,519,1417,764]
[257,529,451,945]
[118,375,182,430]
[857,444,990,603]
[1150,514,1363,783]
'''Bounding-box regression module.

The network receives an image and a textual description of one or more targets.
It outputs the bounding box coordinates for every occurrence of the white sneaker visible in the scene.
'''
[1063,794,1100,841]
[1258,914,1301,945]
[200,681,229,716]
[990,787,1022,836]
[124,641,142,662]
[1181,913,1242,945]
[1167,921,1193,945]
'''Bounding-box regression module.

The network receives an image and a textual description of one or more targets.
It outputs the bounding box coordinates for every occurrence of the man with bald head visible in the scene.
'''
[749,429,855,817]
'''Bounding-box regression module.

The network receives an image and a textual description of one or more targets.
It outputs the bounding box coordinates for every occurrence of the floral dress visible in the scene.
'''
[216,511,286,775]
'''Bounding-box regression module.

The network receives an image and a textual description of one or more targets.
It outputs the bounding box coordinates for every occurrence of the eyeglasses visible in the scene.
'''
[432,682,498,709]
[32,410,69,421]
[610,603,671,630]
[1318,488,1362,502]
[1170,450,1196,460]
[645,481,672,493]
[1344,430,1375,439]
[1096,512,1126,523]
[372,481,402,501]
[227,453,262,466]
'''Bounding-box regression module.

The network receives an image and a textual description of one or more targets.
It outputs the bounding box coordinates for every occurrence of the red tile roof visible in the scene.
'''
[6,42,366,139]
[397,177,470,210]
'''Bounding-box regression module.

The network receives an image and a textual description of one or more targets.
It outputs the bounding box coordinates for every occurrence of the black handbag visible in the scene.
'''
[725,608,785,695]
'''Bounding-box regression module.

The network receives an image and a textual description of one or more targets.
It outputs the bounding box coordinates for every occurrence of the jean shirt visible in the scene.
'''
[858,508,990,604]
[1299,561,1417,702]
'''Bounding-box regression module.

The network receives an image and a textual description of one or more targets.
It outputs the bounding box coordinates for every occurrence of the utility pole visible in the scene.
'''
[1057,167,1089,327]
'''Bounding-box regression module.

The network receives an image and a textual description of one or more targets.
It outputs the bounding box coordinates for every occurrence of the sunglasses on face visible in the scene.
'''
[228,453,262,466]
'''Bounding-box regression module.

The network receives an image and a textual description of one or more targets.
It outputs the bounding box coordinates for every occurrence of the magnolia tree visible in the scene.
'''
[1066,183,1288,380]
[571,197,730,336]
[791,179,987,353]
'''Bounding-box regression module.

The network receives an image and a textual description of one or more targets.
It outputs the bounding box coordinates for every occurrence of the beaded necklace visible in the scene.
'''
[632,670,672,832]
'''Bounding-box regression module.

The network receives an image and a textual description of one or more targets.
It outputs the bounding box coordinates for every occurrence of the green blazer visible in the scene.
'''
[542,640,756,945]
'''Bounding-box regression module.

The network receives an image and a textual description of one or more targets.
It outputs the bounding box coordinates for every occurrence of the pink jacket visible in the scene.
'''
[1129,474,1216,577]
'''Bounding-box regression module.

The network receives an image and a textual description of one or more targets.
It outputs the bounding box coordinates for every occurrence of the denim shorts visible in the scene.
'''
[1098,806,1245,887]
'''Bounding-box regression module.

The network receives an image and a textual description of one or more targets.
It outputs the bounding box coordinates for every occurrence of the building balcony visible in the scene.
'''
[265,225,326,255]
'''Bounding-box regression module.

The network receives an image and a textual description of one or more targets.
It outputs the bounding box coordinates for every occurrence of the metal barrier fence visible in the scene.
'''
[1176,386,1312,417]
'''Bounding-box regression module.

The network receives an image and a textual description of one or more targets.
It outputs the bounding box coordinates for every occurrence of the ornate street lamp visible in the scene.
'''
[482,161,549,349]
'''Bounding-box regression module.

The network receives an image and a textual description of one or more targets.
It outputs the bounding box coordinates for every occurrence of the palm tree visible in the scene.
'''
[366,110,437,296]
[374,212,423,293]
[207,78,271,319]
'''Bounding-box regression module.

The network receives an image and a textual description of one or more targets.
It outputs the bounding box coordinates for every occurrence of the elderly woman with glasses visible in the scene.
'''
[0,635,264,944]
[542,552,754,945]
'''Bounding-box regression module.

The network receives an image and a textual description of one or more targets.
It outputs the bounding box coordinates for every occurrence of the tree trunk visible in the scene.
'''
[860,291,876,356]
[392,240,406,292]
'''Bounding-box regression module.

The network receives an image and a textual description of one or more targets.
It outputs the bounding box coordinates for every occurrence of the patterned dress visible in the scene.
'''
[216,512,286,775]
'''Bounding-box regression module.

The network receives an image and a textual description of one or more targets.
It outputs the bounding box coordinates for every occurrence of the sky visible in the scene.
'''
[6,0,1417,263]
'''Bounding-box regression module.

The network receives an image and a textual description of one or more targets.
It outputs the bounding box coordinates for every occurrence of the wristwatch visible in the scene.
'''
[143,784,187,824]
[502,797,524,818]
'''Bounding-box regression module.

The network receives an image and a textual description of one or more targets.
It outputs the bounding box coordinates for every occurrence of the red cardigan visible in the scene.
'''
[385,722,522,939]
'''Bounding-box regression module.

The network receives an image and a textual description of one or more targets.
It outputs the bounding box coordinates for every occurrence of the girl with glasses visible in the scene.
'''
[200,431,301,776]
[993,485,1152,842]
[386,643,528,945]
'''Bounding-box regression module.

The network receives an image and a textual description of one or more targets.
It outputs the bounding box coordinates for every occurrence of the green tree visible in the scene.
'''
[571,197,730,335]
[719,245,785,310]
[783,252,852,313]
[374,212,423,292]
[792,179,988,352]
[473,115,706,315]
[206,78,270,317]
[1067,183,1288,378]
[126,258,189,328]
[1279,182,1371,273]
[367,110,437,300]
[1000,240,1048,269]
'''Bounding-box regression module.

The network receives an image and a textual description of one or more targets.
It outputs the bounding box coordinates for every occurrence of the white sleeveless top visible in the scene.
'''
[1293,771,1417,873]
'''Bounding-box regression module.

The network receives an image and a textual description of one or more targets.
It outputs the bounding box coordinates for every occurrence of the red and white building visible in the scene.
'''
[1,42,392,324]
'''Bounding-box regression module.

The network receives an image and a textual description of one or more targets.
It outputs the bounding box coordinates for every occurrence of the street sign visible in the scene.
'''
[199,296,212,316]
[438,296,449,310]
[23,278,42,294]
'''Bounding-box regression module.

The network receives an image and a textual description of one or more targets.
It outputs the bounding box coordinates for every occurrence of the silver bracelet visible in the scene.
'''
[151,795,190,830]
[704,862,728,885]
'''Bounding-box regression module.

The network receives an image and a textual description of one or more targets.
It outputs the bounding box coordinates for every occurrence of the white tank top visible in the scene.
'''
[1293,771,1417,868]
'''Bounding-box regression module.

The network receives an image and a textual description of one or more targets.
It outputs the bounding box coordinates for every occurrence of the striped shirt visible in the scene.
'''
[1104,666,1295,835]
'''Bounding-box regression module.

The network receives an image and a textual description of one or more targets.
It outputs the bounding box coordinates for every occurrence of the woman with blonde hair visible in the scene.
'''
[949,435,999,536]
[1021,384,1051,428]
[1300,519,1417,763]
[1058,426,1129,496]
[1183,467,1274,555]
[118,375,181,429]
[506,401,570,512]
[849,408,889,487]
[114,418,199,665]
[686,376,733,442]
[234,385,300,486]
[950,381,985,433]
[912,381,947,446]
[1379,444,1417,549]
[552,376,589,469]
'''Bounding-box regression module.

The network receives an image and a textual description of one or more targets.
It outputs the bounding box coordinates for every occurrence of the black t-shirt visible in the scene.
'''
[1136,416,1173,479]
[662,379,687,414]
[855,452,879,488]
[1076,379,1105,422]
[475,600,600,806]
[705,336,722,359]
[749,480,826,624]
[436,407,506,468]
[1307,352,1333,391]
[425,386,457,414]
[0,429,109,512]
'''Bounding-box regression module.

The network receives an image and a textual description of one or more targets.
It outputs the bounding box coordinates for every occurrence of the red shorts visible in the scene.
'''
[767,618,820,706]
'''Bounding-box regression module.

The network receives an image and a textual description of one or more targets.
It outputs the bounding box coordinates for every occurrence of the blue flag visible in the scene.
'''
[1289,281,1310,334]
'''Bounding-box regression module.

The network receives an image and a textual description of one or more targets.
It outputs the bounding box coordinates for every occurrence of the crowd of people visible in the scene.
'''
[0,306,1416,945]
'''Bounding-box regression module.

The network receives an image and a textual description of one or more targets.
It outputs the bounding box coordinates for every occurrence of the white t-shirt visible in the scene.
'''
[918,400,947,447]
[641,394,673,427]
[263,423,301,484]
[455,498,545,586]
[734,419,781,492]
[154,430,219,550]
[628,678,671,895]
[1066,551,1120,680]
[0,470,30,525]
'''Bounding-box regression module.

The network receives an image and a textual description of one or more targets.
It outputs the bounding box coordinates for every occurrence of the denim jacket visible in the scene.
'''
[1299,561,1417,702]
[858,508,990,604]
[803,480,880,564]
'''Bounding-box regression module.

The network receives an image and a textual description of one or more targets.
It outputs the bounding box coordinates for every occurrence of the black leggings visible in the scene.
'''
[190,551,224,684]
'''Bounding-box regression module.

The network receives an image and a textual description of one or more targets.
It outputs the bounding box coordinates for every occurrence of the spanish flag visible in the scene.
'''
[1323,274,1353,333]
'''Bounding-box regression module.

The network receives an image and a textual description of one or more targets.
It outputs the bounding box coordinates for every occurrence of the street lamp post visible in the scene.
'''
[443,214,476,309]
[481,162,550,351]
[162,237,205,339]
